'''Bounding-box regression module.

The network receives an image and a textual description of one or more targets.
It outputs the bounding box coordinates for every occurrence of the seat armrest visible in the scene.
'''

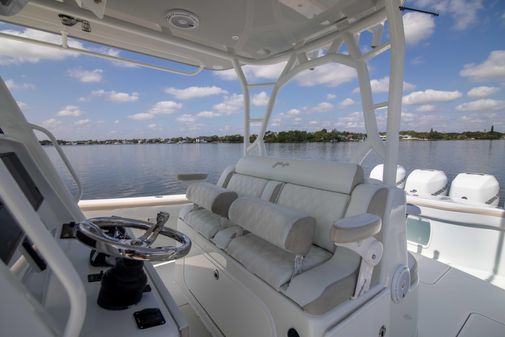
[186,182,237,217]
[332,213,383,299]
[331,213,381,244]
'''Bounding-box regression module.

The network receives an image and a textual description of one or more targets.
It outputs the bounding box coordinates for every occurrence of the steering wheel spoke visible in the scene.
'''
[76,212,191,262]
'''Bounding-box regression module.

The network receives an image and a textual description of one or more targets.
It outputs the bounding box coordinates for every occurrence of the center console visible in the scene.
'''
[0,136,191,337]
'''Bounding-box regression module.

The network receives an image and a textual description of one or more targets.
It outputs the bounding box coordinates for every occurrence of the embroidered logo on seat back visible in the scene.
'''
[272,161,290,168]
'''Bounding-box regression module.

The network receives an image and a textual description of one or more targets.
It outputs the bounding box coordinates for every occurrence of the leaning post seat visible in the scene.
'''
[176,156,393,336]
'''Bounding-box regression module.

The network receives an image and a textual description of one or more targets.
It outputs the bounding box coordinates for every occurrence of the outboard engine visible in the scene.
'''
[449,173,500,207]
[405,169,448,197]
[369,164,406,188]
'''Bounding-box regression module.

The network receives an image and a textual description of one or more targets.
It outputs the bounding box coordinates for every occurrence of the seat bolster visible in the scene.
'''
[178,203,198,220]
[229,196,315,256]
[186,182,238,217]
[284,248,360,314]
[212,225,244,249]
[183,208,232,239]
[331,213,381,244]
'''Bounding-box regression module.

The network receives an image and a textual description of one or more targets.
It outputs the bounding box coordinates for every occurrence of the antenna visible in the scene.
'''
[399,6,440,16]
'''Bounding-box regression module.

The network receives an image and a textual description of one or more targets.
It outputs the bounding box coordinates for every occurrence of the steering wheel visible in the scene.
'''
[76,212,191,261]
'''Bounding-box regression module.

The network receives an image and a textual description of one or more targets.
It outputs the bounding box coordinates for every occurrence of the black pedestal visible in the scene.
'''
[97,258,147,310]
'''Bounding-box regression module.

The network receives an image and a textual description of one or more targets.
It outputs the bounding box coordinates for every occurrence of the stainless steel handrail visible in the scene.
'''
[0,31,204,76]
[29,123,83,202]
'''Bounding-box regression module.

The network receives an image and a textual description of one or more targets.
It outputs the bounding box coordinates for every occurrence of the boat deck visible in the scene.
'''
[415,253,505,337]
[154,254,505,337]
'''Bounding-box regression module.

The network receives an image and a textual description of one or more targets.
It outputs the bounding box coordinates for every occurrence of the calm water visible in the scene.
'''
[46,140,505,204]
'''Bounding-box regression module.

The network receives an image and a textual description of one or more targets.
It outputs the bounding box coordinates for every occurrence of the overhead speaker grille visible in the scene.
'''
[166,9,199,30]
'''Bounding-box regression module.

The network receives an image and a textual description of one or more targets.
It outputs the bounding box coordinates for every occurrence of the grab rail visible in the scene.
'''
[0,31,204,76]
[29,123,83,202]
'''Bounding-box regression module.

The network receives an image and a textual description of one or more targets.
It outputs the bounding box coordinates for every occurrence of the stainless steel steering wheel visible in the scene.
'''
[76,212,191,261]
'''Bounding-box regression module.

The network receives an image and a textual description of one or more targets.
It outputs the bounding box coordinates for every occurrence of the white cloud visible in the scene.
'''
[403,12,435,45]
[417,104,435,112]
[216,62,355,88]
[460,50,505,82]
[278,108,302,119]
[353,76,416,93]
[311,102,333,113]
[0,28,83,65]
[74,119,90,125]
[165,86,227,100]
[42,118,61,128]
[295,63,356,87]
[176,114,197,124]
[99,48,138,68]
[460,112,504,130]
[83,89,139,102]
[456,99,505,112]
[56,105,82,117]
[215,63,286,81]
[403,89,462,105]
[413,0,483,30]
[252,91,270,106]
[148,101,181,114]
[326,93,337,100]
[197,111,221,118]
[148,123,161,130]
[128,113,155,120]
[127,101,181,121]
[5,79,35,90]
[67,68,103,83]
[213,94,243,115]
[449,0,483,30]
[467,86,499,98]
[196,94,248,118]
[334,111,364,130]
[337,98,355,108]
[114,120,120,124]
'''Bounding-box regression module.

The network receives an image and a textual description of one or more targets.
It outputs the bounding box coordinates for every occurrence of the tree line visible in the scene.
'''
[39,127,504,146]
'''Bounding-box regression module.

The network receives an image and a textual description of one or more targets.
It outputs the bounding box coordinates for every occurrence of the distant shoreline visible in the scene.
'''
[40,129,504,146]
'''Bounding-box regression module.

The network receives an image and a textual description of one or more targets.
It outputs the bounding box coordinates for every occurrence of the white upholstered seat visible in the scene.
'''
[226,234,332,290]
[179,155,389,315]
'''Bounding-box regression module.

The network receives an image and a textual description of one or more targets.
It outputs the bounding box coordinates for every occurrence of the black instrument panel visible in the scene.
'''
[0,152,44,264]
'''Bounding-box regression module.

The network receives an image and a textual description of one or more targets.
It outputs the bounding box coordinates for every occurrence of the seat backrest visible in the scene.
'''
[226,156,365,252]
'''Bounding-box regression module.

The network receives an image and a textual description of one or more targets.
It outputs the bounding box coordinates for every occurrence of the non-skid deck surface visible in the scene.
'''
[415,253,505,337]
[155,255,505,337]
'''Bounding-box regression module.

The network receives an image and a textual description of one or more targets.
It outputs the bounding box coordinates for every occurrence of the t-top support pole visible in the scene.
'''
[383,0,406,187]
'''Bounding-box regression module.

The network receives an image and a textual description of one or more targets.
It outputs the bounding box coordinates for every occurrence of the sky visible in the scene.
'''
[0,0,505,140]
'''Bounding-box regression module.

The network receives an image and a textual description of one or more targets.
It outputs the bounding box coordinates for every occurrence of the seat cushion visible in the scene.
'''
[284,247,360,314]
[183,208,231,239]
[277,183,350,252]
[226,174,268,198]
[226,234,331,290]
[229,197,315,256]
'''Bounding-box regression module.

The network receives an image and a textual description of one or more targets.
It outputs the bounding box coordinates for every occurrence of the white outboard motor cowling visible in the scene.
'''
[449,173,500,207]
[405,169,448,197]
[369,164,406,188]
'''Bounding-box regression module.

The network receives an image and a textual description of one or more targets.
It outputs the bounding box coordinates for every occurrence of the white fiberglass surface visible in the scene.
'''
[415,253,505,337]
